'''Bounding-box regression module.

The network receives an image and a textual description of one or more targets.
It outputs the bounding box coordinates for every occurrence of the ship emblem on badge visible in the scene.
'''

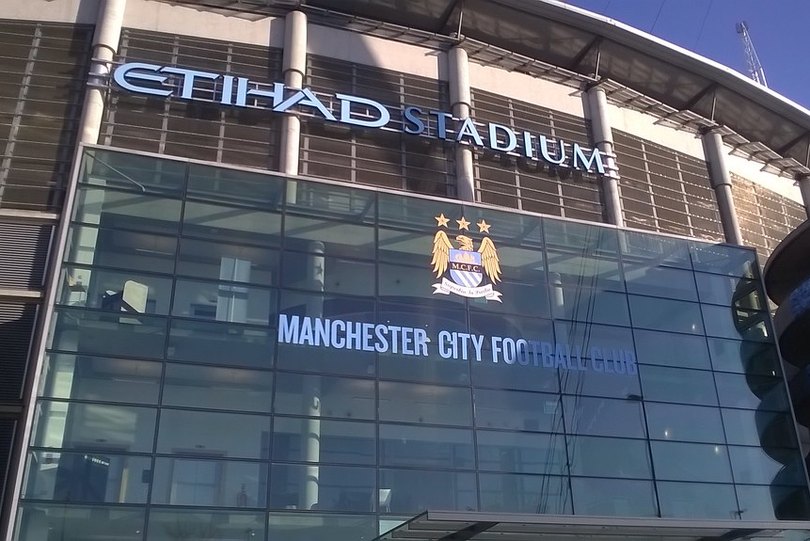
[430,214,503,302]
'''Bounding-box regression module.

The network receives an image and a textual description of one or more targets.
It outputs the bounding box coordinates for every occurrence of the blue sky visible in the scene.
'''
[562,0,810,109]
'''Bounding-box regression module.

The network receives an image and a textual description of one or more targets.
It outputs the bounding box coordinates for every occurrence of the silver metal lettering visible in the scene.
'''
[112,62,172,97]
[336,93,390,128]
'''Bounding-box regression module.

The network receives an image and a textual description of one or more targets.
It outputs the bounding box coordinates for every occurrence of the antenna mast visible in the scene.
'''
[736,21,768,87]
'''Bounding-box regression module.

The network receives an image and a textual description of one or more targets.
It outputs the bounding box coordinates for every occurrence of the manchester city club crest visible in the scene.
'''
[430,214,503,302]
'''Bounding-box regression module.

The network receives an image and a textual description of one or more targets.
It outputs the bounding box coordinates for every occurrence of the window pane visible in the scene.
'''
[701,304,770,342]
[182,201,281,246]
[729,446,806,486]
[187,163,284,206]
[64,225,177,275]
[176,238,278,286]
[269,464,374,512]
[378,381,471,426]
[38,354,160,404]
[274,373,375,420]
[651,441,732,482]
[633,329,710,370]
[267,513,376,541]
[58,266,173,315]
[167,319,274,369]
[378,227,434,264]
[156,409,270,459]
[478,472,570,514]
[284,216,375,259]
[15,504,145,541]
[162,363,272,413]
[689,244,757,278]
[23,451,150,504]
[628,296,703,334]
[695,273,764,309]
[477,430,567,475]
[172,278,274,325]
[74,187,181,235]
[273,417,375,465]
[708,338,780,376]
[289,182,376,222]
[378,262,465,308]
[282,251,375,296]
[714,373,789,411]
[567,436,651,479]
[735,485,810,521]
[544,219,619,257]
[547,252,622,291]
[379,469,477,514]
[563,396,646,438]
[552,288,630,326]
[152,457,267,507]
[84,148,186,194]
[645,403,724,443]
[571,478,657,517]
[639,366,717,405]
[722,409,798,448]
[474,389,561,432]
[379,425,473,469]
[146,509,265,541]
[623,263,697,301]
[657,481,738,519]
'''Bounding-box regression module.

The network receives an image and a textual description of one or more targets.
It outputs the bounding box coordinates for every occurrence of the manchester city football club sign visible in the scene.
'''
[430,214,503,302]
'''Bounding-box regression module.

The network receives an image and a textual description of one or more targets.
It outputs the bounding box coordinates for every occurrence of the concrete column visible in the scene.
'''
[701,129,743,245]
[586,85,623,227]
[797,175,810,220]
[280,10,307,180]
[448,46,475,202]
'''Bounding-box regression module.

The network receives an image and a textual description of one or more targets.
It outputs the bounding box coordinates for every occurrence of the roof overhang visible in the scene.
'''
[374,510,810,541]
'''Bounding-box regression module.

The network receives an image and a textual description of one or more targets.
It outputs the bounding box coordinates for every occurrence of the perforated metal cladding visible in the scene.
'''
[732,173,806,259]
[0,303,36,402]
[470,89,603,221]
[0,222,52,289]
[0,21,92,211]
[0,418,15,511]
[302,55,454,196]
[614,131,724,242]
[102,29,282,170]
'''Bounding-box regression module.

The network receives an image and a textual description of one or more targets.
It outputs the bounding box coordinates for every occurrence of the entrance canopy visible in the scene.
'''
[374,511,810,541]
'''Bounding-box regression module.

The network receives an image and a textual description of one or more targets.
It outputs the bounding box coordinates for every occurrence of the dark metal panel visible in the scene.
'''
[0,221,52,289]
[0,302,37,402]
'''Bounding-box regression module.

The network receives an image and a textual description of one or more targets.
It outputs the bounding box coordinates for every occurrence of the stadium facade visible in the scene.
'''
[2,0,810,539]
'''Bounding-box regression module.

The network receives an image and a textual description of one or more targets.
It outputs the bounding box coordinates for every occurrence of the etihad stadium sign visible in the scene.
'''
[112,62,607,174]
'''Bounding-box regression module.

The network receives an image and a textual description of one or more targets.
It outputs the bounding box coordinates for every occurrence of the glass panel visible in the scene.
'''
[477,430,567,475]
[547,252,623,291]
[474,389,561,432]
[156,409,271,459]
[708,338,781,376]
[172,278,274,325]
[151,457,267,507]
[267,513,376,541]
[623,263,698,301]
[620,230,691,269]
[378,227,434,264]
[555,321,636,376]
[462,206,545,247]
[570,477,657,517]
[378,381,471,426]
[23,451,150,504]
[645,403,724,443]
[715,373,789,411]
[273,417,375,465]
[379,424,474,469]
[639,366,717,405]
[689,243,757,278]
[471,277,551,318]
[187,163,284,206]
[651,441,732,482]
[176,238,278,286]
[146,509,265,541]
[633,329,710,370]
[58,266,173,315]
[478,472,570,514]
[167,319,274,369]
[695,273,764,308]
[729,446,806,485]
[32,401,156,453]
[722,409,798,448]
[657,481,739,519]
[284,216,375,259]
[282,251,375,296]
[269,464,375,512]
[701,304,771,342]
[735,484,810,521]
[544,219,619,256]
[379,469,477,513]
[162,363,272,413]
[289,181,376,222]
[64,225,177,274]
[274,372,375,420]
[38,354,161,404]
[567,436,651,479]
[552,288,630,326]
[563,396,646,438]
[84,148,186,194]
[74,187,181,234]
[14,504,145,541]
[628,295,703,334]
[377,193,461,232]
[378,262,465,308]
[50,308,167,360]
[182,200,281,246]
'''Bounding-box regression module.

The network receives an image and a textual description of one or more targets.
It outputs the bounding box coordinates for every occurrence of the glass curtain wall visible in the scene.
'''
[12,147,809,541]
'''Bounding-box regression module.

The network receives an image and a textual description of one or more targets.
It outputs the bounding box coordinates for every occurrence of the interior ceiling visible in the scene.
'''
[155,0,810,178]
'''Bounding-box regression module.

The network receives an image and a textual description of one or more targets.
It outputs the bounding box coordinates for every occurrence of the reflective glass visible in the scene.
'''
[378,262,465,308]
[620,230,691,270]
[715,373,789,411]
[378,194,460,232]
[282,251,375,296]
[560,366,640,401]
[162,363,272,413]
[379,469,477,513]
[555,321,635,365]
[14,504,145,541]
[651,441,732,482]
[656,481,739,519]
[269,464,374,512]
[701,304,771,342]
[83,148,186,194]
[708,338,781,376]
[187,163,283,206]
[689,243,757,278]
[547,252,623,291]
[378,381,471,426]
[478,472,570,514]
[380,424,474,469]
[695,273,765,309]
[623,263,698,301]
[176,238,278,286]
[58,266,173,315]
[474,389,561,432]
[23,451,151,504]
[38,354,160,404]
[284,216,375,259]
[168,319,273,368]
[471,277,551,318]
[151,457,267,507]
[64,225,177,275]
[146,509,265,541]
[477,430,567,475]
[729,446,806,485]
[570,477,657,517]
[74,187,181,234]
[378,227,434,264]
[645,403,724,443]
[563,396,646,438]
[552,287,630,326]
[463,205,544,247]
[273,417,375,465]
[722,409,798,448]
[628,295,703,334]
[172,278,274,325]
[633,329,710,370]
[567,436,651,479]
[544,219,619,255]
[182,201,281,246]
[639,365,717,405]
[288,182,376,222]
[735,484,810,521]
[156,409,271,459]
[274,372,375,420]
[267,513,376,541]
[32,401,156,453]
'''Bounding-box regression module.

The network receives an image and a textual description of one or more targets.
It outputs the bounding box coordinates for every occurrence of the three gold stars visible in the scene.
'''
[434,214,492,234]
